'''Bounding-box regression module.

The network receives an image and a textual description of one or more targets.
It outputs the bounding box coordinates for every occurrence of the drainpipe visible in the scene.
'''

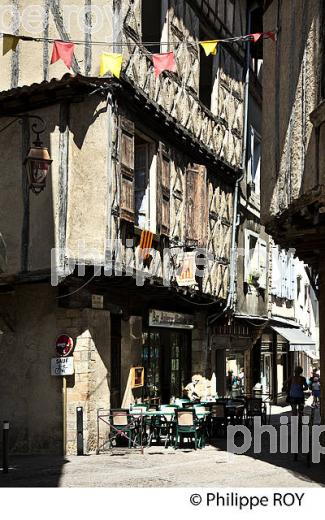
[207,4,253,331]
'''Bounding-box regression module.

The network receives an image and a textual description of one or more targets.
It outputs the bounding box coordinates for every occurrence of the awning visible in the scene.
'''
[271,326,316,352]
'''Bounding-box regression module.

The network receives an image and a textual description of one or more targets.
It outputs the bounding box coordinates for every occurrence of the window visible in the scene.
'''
[199,27,213,108]
[244,230,267,289]
[297,276,301,297]
[304,284,309,306]
[142,0,162,54]
[271,245,296,299]
[134,134,155,231]
[250,6,263,80]
[248,126,261,196]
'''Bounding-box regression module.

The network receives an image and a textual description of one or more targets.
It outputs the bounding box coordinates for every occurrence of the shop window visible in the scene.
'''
[199,27,214,109]
[248,126,261,196]
[142,0,162,54]
[244,230,267,289]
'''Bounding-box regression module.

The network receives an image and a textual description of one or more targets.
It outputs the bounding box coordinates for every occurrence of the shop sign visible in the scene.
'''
[176,251,197,287]
[149,309,194,329]
[51,357,74,376]
[55,335,74,357]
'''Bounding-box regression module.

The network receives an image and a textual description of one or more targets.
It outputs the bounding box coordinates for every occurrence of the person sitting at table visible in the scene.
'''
[184,374,202,401]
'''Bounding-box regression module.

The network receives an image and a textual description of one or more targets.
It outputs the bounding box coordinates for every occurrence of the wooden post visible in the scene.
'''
[318,262,325,424]
[62,376,67,456]
[272,330,278,404]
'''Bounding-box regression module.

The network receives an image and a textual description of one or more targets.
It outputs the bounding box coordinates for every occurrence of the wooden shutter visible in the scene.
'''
[157,143,171,236]
[258,239,267,289]
[186,163,208,247]
[244,229,250,283]
[287,255,296,300]
[119,116,135,222]
[280,250,287,299]
[271,245,280,296]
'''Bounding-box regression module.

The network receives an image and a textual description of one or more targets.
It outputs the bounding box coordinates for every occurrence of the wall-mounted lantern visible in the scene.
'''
[0,114,52,194]
[24,119,52,194]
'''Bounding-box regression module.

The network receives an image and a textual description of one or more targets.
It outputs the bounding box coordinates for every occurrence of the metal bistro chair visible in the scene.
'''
[209,403,228,438]
[193,405,209,446]
[109,409,137,448]
[226,401,245,426]
[174,409,202,450]
[245,397,267,428]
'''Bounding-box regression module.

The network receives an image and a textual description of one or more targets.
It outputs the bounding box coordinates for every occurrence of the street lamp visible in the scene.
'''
[0,114,52,194]
[24,119,52,194]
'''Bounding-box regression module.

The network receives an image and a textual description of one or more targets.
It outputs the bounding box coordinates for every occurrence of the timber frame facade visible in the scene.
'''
[0,1,270,454]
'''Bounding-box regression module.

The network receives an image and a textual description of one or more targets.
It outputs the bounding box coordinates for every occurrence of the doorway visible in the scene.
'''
[142,328,192,403]
[110,315,121,408]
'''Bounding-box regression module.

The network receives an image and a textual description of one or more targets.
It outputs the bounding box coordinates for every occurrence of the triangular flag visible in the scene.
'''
[200,40,218,56]
[152,51,177,77]
[3,34,19,55]
[265,31,276,42]
[100,53,123,78]
[249,33,263,43]
[51,41,75,69]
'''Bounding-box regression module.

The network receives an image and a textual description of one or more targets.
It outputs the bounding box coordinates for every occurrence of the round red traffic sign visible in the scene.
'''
[56,335,74,357]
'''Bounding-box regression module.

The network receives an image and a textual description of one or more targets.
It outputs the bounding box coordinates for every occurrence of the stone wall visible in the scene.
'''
[262,0,321,224]
[0,283,62,454]
[0,283,114,455]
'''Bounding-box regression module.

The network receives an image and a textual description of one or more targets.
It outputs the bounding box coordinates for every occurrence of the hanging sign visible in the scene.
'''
[176,251,197,287]
[55,334,74,357]
[131,367,144,388]
[149,309,194,329]
[51,357,74,376]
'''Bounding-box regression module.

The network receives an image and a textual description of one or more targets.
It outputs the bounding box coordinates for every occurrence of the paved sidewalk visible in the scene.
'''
[1,402,324,488]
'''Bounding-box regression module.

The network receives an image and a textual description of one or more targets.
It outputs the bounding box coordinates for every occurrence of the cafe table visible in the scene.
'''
[130,409,210,417]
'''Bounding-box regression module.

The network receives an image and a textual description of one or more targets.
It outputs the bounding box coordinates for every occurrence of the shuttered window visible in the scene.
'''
[157,143,171,236]
[135,143,149,228]
[119,116,135,222]
[244,230,268,288]
[271,244,296,300]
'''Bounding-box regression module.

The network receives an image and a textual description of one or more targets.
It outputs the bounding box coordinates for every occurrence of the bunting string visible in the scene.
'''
[1,31,276,48]
[1,30,275,78]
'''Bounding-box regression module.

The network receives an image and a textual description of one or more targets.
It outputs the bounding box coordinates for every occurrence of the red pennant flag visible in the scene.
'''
[249,33,263,43]
[152,51,177,77]
[265,31,276,41]
[51,40,75,69]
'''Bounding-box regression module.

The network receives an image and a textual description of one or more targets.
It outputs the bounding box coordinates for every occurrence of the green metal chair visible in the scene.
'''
[174,409,202,449]
[109,409,136,448]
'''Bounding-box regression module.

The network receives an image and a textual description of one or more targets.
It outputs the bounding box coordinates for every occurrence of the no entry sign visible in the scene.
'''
[56,334,74,357]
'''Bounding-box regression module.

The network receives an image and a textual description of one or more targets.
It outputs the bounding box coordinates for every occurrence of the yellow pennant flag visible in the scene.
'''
[200,40,218,57]
[3,34,20,55]
[100,53,123,79]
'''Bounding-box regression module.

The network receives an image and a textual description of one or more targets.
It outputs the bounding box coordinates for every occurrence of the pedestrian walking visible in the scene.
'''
[310,370,321,408]
[283,366,309,417]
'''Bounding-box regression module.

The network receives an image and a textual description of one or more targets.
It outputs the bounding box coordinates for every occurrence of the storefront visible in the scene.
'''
[211,322,253,396]
[142,310,193,403]
[260,326,316,402]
